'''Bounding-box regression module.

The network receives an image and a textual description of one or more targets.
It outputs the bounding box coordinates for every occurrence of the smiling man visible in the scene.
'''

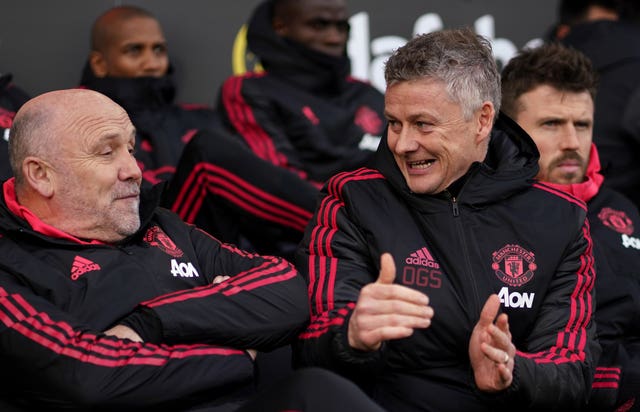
[502,42,640,412]
[0,88,317,410]
[294,29,598,411]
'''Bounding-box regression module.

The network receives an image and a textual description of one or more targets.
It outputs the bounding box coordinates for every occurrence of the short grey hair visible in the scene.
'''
[384,27,501,119]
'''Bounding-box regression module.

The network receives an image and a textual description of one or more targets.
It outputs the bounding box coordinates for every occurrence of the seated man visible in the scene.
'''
[0,72,30,181]
[80,5,221,184]
[550,0,640,209]
[502,43,640,412]
[0,88,311,410]
[164,0,385,259]
[294,28,598,411]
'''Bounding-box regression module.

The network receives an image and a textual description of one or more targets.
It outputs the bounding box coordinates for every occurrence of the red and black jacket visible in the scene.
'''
[295,115,599,411]
[163,1,385,258]
[0,180,308,410]
[547,145,640,410]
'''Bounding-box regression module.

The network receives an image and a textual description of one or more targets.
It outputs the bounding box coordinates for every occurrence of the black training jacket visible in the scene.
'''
[0,179,309,410]
[0,73,30,181]
[79,64,221,185]
[295,115,598,411]
[165,0,385,257]
[547,145,640,410]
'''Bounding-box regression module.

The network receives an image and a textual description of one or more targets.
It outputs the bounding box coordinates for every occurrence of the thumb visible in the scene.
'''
[478,294,500,327]
[376,253,396,285]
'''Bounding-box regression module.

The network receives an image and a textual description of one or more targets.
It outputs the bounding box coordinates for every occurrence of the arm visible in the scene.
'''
[294,172,432,377]
[478,218,598,409]
[165,128,318,237]
[0,276,253,408]
[121,225,309,352]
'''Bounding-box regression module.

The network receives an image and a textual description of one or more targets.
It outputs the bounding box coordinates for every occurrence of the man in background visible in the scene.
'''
[81,5,221,184]
[502,42,640,412]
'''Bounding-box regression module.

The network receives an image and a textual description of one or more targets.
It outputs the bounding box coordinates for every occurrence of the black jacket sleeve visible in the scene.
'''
[123,226,310,351]
[0,273,254,409]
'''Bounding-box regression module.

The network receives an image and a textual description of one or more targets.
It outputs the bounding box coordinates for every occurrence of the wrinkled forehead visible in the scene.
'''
[54,98,134,148]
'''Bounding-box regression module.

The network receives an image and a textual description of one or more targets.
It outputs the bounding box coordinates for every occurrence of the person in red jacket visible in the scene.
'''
[0,88,384,412]
[502,42,640,412]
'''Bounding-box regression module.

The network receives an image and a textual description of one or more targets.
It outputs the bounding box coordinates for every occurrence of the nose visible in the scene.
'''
[119,151,143,183]
[392,125,419,154]
[559,124,580,150]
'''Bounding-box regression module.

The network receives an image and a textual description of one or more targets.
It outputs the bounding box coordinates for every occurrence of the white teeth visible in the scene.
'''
[409,160,434,169]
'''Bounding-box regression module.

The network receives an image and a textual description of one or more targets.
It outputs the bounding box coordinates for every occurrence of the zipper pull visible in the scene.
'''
[451,197,459,217]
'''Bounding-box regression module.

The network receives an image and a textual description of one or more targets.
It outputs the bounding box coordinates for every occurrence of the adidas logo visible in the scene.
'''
[71,256,101,280]
[405,247,440,269]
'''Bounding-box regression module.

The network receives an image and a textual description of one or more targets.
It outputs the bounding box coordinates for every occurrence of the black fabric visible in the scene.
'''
[295,114,598,410]
[0,180,309,409]
[79,63,222,184]
[561,20,640,208]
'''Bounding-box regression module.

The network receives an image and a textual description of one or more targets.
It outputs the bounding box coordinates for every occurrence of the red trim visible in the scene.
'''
[532,182,587,211]
[302,169,384,338]
[2,179,105,245]
[142,255,295,308]
[171,162,313,232]
[592,382,619,389]
[516,220,595,365]
[0,287,244,368]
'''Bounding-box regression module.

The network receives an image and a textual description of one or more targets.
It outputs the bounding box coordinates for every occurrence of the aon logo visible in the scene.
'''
[622,234,640,250]
[171,259,200,278]
[498,287,535,309]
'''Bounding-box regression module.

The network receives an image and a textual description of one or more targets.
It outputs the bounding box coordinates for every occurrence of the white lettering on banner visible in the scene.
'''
[170,259,200,278]
[622,234,640,250]
[347,12,543,92]
[498,287,535,309]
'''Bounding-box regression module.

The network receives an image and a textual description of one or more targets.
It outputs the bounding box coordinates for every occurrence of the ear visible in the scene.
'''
[22,156,55,198]
[476,101,495,145]
[89,51,108,78]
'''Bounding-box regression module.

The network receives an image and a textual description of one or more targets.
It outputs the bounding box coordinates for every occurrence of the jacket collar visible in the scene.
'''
[79,62,177,113]
[246,0,351,95]
[0,178,164,245]
[374,113,540,207]
[541,144,604,203]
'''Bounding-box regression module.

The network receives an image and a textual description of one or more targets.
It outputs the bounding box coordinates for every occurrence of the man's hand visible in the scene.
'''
[469,294,516,392]
[348,253,434,352]
[104,324,143,342]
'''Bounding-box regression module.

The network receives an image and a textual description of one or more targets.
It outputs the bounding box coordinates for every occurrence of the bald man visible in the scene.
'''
[0,88,314,410]
[80,5,221,185]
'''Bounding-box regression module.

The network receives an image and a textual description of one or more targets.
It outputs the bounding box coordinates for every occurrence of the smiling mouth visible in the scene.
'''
[408,159,435,169]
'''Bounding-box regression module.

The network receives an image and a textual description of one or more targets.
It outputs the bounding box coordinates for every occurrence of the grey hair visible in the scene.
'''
[8,106,53,187]
[384,27,501,119]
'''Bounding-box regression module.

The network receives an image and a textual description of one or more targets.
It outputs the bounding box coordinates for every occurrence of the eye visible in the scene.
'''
[575,121,591,130]
[542,119,561,127]
[124,45,143,56]
[153,44,167,55]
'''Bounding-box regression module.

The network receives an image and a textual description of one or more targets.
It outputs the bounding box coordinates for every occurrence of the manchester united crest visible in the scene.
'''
[491,244,536,287]
[143,226,184,257]
[598,207,634,235]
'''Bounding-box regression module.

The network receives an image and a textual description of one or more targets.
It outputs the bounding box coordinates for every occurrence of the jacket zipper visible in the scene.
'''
[446,191,482,321]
